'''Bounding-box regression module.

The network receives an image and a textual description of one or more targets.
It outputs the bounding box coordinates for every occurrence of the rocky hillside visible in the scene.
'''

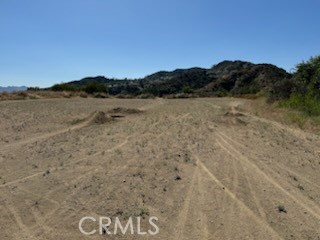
[204,61,291,95]
[60,60,291,97]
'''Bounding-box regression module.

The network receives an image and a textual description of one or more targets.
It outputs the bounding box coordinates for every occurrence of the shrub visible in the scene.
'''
[82,82,108,94]
[62,91,73,98]
[79,92,88,98]
[280,93,320,116]
[268,78,294,102]
[182,86,194,94]
[93,92,109,98]
[17,91,28,98]
[52,83,78,92]
[137,93,155,99]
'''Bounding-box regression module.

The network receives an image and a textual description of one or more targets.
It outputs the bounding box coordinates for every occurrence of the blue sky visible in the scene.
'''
[0,0,319,87]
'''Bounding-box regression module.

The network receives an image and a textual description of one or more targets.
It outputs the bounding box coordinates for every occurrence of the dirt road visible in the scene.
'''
[0,98,319,239]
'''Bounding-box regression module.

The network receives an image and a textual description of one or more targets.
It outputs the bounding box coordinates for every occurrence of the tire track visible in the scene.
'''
[215,131,320,220]
[196,168,209,240]
[218,126,269,221]
[173,168,198,240]
[0,111,97,152]
[0,135,131,188]
[5,202,40,240]
[237,159,268,221]
[0,172,44,188]
[221,147,240,238]
[217,126,320,190]
[273,162,320,190]
[0,99,160,153]
[196,156,284,240]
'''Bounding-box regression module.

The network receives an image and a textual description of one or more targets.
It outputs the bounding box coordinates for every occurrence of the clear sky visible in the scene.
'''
[0,0,319,87]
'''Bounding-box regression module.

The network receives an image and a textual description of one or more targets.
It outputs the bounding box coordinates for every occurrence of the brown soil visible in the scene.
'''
[0,98,319,240]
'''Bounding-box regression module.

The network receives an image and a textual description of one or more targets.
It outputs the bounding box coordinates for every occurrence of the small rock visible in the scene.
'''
[277,205,287,213]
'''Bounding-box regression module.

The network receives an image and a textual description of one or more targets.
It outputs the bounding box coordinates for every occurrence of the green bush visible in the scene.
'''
[182,86,194,94]
[82,82,108,94]
[280,93,320,116]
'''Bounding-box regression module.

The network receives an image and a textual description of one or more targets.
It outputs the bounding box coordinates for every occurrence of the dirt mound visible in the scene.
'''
[219,116,248,126]
[89,109,139,125]
[107,107,143,115]
[91,111,113,124]
[220,111,248,126]
[224,111,245,117]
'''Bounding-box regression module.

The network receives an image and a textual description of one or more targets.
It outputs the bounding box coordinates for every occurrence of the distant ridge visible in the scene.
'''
[0,86,28,93]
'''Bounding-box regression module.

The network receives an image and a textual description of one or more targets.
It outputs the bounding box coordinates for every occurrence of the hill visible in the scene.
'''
[53,60,291,97]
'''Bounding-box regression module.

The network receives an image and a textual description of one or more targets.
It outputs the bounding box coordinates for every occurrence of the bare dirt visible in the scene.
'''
[0,98,319,240]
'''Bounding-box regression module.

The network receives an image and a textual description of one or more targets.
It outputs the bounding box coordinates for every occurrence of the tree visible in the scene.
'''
[293,55,320,98]
[182,86,194,94]
[82,82,108,94]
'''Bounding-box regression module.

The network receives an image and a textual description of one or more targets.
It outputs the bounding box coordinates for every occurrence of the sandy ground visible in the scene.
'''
[0,98,319,240]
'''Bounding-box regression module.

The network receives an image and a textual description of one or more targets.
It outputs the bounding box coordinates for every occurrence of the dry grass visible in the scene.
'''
[0,90,99,101]
[248,97,320,134]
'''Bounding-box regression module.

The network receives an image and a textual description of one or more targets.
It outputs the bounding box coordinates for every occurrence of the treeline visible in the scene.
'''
[51,82,108,94]
[269,55,320,116]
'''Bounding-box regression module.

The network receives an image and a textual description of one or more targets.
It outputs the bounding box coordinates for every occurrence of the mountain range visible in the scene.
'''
[0,86,28,93]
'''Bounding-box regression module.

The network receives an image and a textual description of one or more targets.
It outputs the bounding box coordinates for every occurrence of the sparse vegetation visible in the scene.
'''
[184,152,191,162]
[250,97,320,132]
[138,208,150,218]
[279,93,320,116]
